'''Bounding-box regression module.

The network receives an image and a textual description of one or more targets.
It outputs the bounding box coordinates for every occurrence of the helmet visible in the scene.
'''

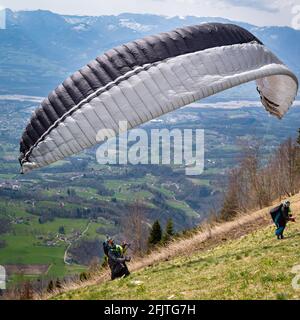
[282,200,291,208]
[106,235,114,247]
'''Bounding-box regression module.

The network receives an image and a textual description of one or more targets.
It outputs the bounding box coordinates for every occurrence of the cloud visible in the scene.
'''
[154,0,292,13]
[2,0,299,27]
[222,0,281,12]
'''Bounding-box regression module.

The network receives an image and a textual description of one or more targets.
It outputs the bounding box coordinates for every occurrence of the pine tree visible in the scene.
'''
[162,219,174,243]
[47,280,54,293]
[58,226,65,234]
[148,220,162,247]
[55,279,62,290]
[79,271,90,282]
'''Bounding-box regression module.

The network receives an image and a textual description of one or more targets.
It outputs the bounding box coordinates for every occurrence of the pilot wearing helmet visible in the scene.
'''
[270,201,295,239]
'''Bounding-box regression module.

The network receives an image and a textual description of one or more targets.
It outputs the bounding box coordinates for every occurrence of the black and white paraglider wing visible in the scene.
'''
[19,23,298,173]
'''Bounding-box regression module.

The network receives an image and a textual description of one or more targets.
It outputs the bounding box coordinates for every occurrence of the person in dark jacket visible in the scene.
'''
[270,201,294,239]
[107,242,131,280]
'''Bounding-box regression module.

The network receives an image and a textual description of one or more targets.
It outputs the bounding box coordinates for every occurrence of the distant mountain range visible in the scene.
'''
[0,9,299,98]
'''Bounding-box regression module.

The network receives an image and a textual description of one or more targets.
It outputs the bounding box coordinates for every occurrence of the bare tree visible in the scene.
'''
[271,138,300,197]
[122,200,149,256]
[220,137,300,220]
[219,168,241,220]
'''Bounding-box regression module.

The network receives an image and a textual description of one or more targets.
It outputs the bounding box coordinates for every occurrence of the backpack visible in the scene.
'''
[103,240,110,256]
[270,204,282,222]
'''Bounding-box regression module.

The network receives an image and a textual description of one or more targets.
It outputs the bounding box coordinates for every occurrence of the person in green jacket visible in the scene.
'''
[103,237,131,280]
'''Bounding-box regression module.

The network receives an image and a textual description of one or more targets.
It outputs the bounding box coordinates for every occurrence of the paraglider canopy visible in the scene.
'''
[19,23,298,173]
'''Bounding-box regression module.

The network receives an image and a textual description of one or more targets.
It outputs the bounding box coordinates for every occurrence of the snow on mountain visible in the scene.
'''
[0,9,299,97]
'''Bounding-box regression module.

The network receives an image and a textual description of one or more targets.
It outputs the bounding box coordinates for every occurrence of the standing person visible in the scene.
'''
[270,201,295,239]
[106,240,131,280]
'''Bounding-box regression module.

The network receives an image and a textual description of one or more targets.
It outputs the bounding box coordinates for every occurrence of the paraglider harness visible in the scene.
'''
[103,239,111,257]
[270,203,294,223]
[103,236,115,266]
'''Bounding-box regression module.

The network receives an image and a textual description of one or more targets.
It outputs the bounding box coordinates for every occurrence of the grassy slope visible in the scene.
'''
[55,194,300,300]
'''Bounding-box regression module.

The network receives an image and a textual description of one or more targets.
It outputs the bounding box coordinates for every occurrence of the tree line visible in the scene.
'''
[219,137,300,221]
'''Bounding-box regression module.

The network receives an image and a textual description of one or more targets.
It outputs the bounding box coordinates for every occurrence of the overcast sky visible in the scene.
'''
[1,0,300,28]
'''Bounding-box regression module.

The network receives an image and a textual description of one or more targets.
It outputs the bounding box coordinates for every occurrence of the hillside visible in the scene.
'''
[53,193,300,300]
